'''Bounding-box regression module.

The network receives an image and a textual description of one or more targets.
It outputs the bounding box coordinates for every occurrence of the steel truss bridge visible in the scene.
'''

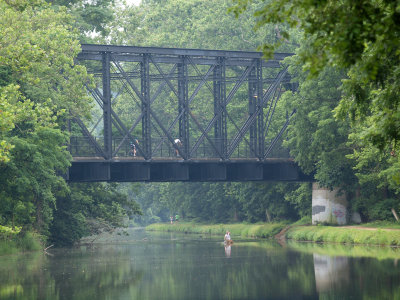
[68,44,312,182]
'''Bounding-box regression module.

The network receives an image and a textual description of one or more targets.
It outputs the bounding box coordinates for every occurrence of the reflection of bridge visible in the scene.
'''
[67,44,312,182]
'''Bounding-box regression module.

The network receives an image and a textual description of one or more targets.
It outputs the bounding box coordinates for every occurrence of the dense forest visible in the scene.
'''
[1,0,400,246]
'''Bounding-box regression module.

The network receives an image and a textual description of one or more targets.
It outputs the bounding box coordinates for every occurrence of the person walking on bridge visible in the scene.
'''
[129,139,139,157]
[174,138,182,157]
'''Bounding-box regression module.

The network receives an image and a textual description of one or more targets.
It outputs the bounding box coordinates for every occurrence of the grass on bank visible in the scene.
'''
[0,226,42,256]
[146,222,288,239]
[354,220,400,229]
[146,218,400,246]
[286,225,400,246]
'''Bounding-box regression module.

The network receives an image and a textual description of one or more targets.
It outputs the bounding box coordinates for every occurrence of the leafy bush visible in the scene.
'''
[16,232,42,251]
[367,198,399,221]
[0,230,42,255]
[0,225,21,239]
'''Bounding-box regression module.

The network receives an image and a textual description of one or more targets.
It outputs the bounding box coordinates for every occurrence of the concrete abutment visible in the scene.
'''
[312,183,348,225]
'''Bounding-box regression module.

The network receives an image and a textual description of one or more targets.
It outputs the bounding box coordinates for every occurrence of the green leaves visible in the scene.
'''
[50,183,142,245]
[0,1,92,120]
[51,0,116,37]
[232,0,400,150]
[229,0,400,216]
[0,0,93,236]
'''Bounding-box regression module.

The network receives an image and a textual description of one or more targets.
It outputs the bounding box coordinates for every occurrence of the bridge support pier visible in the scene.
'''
[312,183,348,225]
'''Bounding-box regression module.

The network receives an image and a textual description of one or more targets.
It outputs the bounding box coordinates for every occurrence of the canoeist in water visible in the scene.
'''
[224,231,233,245]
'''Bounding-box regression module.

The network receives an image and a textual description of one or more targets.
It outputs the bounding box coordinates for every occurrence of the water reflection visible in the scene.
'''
[1,230,400,299]
[49,246,144,300]
[313,254,349,292]
[224,244,231,257]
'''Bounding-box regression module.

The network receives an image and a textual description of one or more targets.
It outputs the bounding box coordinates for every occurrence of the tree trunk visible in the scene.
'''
[265,209,271,223]
[35,195,43,232]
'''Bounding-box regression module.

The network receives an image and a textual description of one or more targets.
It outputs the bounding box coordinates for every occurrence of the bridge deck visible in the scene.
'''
[68,158,312,182]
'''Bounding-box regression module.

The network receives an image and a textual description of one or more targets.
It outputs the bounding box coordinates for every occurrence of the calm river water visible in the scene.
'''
[1,228,400,299]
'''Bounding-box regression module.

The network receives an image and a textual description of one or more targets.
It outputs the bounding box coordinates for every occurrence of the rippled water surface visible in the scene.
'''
[1,228,400,299]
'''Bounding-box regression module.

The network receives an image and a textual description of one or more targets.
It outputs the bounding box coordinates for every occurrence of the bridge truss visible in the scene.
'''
[68,44,309,182]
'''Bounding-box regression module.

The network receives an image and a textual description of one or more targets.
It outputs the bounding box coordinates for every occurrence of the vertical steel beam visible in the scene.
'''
[248,61,257,157]
[102,52,112,160]
[221,59,227,159]
[141,54,151,158]
[256,59,264,159]
[178,56,189,159]
[213,57,227,159]
[213,61,221,154]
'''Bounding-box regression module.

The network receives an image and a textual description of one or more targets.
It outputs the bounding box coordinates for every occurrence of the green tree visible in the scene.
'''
[49,0,116,38]
[0,84,71,234]
[0,86,16,163]
[110,0,277,50]
[0,0,91,118]
[50,183,141,245]
[231,0,400,156]
[231,182,299,222]
[231,0,400,218]
[0,0,90,235]
[282,57,356,190]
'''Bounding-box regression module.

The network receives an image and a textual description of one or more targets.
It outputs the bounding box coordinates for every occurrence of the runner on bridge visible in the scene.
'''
[174,138,182,157]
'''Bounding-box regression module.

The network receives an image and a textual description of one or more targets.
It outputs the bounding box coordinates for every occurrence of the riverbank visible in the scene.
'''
[146,222,287,239]
[0,226,42,255]
[287,225,400,246]
[145,221,400,246]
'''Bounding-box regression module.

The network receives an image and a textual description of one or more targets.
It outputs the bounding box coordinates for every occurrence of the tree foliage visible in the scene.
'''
[0,0,87,234]
[228,0,400,218]
[281,55,357,190]
[133,182,305,224]
[231,0,400,151]
[0,0,142,243]
[49,0,116,38]
[50,183,141,246]
[109,0,296,52]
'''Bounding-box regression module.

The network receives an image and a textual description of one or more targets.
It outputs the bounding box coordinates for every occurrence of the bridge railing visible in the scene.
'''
[69,136,290,159]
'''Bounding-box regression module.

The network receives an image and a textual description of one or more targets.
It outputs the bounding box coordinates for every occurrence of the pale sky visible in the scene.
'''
[125,0,142,5]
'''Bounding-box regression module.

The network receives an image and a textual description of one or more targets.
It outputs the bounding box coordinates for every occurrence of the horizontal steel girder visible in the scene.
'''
[67,159,313,182]
[80,44,293,60]
[78,53,284,68]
